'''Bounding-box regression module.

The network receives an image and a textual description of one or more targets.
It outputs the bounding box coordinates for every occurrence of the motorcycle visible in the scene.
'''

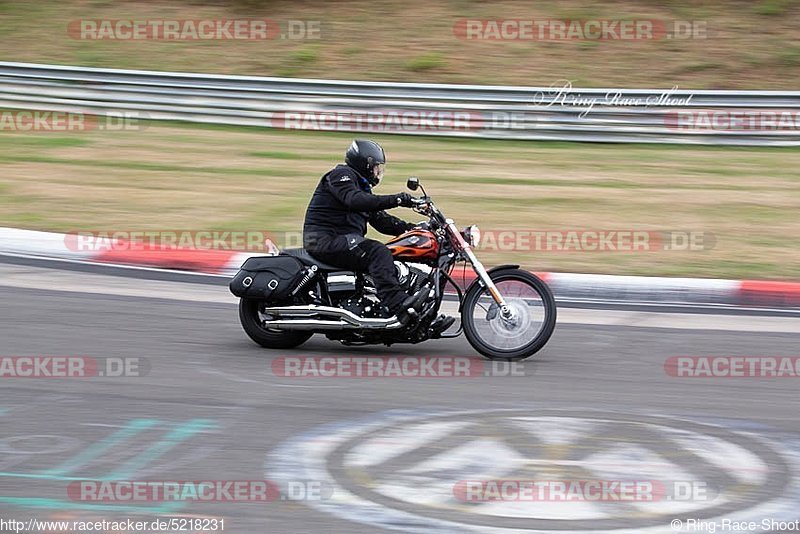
[230,177,556,360]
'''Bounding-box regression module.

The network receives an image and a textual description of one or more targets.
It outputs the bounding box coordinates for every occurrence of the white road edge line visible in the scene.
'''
[1,263,799,333]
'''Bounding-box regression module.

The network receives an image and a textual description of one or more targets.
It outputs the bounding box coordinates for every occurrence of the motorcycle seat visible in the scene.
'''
[281,248,352,273]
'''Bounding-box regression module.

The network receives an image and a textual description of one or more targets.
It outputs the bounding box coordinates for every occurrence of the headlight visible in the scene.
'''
[462,224,481,247]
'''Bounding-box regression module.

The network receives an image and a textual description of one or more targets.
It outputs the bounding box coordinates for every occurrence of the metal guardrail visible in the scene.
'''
[1,61,798,145]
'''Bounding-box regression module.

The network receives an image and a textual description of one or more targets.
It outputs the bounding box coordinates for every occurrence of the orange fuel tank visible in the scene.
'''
[386,229,439,262]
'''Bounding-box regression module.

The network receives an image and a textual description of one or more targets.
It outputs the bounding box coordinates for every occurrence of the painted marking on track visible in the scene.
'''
[0,496,183,513]
[266,409,800,533]
[0,418,218,513]
[102,419,216,481]
[44,419,160,476]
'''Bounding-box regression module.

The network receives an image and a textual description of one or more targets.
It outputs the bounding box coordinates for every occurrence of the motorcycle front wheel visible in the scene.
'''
[461,269,556,360]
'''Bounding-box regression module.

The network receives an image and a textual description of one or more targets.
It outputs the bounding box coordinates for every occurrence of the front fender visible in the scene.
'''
[487,264,520,275]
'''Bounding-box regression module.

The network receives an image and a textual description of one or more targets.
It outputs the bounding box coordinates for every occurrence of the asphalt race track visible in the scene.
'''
[1,260,799,533]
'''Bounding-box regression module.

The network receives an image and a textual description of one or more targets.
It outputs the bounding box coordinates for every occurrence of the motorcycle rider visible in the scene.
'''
[303,139,451,331]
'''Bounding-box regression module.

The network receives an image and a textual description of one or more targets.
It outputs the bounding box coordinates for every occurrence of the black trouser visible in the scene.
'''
[305,233,407,311]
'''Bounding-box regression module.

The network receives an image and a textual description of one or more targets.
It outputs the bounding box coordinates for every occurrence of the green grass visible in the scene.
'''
[777,46,800,67]
[249,150,325,160]
[754,0,792,16]
[3,0,797,88]
[0,136,91,149]
[404,53,446,72]
[290,47,320,65]
[0,154,310,177]
[2,120,800,279]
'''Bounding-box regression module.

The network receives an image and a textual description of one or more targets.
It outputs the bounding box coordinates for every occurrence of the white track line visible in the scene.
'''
[1,263,799,333]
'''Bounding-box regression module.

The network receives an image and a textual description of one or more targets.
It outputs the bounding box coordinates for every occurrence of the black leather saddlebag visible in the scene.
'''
[229,256,304,300]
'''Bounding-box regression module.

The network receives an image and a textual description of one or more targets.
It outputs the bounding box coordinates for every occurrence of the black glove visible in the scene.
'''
[396,192,415,208]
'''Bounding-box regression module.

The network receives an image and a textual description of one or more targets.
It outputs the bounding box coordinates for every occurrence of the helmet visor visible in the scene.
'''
[373,163,385,183]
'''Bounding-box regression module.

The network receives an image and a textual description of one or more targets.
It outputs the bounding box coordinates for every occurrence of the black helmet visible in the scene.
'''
[345,139,386,186]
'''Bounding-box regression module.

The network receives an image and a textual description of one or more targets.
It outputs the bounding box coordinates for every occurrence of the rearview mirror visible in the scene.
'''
[407,176,420,191]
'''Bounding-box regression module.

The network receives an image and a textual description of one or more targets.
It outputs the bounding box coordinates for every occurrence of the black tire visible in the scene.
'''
[238,298,313,349]
[462,269,556,361]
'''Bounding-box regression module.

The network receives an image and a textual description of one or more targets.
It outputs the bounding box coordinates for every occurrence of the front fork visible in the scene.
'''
[445,220,515,320]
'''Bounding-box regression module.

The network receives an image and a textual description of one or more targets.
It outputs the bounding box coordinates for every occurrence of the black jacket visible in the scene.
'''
[303,164,413,247]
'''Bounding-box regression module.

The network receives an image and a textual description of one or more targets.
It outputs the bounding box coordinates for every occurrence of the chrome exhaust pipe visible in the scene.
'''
[262,319,354,331]
[262,305,404,330]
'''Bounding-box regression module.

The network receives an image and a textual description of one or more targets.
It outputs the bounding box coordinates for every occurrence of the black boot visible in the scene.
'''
[386,286,429,324]
[429,314,456,337]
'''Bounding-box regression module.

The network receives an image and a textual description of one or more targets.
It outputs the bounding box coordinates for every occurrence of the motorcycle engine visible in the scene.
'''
[342,262,429,317]
[340,294,382,318]
[395,261,430,294]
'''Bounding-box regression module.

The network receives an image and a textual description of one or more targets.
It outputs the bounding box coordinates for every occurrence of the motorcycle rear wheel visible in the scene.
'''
[238,298,313,349]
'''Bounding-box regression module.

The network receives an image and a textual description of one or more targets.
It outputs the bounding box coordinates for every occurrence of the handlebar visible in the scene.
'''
[410,195,446,227]
[410,197,432,215]
[405,178,447,226]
